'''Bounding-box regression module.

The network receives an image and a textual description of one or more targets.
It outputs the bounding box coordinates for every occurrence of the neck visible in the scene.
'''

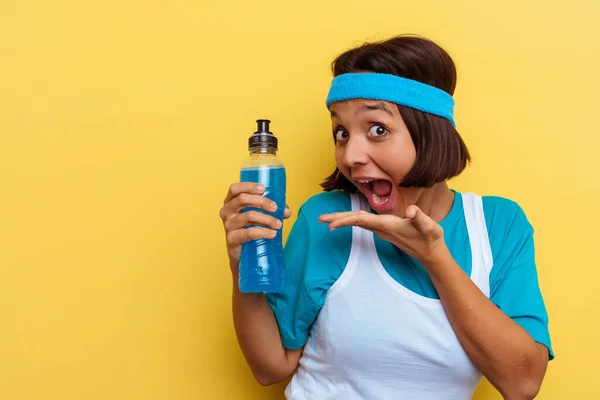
[392,182,454,223]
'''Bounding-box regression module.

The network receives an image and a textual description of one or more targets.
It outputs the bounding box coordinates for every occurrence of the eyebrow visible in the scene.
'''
[330,102,394,118]
[355,102,394,117]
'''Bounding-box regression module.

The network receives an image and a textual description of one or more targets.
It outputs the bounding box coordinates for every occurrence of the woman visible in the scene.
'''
[220,35,553,400]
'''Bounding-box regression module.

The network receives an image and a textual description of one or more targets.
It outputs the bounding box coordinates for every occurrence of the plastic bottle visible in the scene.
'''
[238,119,286,293]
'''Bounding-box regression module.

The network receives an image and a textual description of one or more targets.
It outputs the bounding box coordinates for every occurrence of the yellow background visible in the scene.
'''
[1,0,597,399]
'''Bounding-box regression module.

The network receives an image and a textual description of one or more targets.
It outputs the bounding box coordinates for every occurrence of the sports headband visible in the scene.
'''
[325,72,456,127]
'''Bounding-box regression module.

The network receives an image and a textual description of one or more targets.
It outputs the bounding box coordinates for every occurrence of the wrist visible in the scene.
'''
[230,260,240,279]
[419,241,452,269]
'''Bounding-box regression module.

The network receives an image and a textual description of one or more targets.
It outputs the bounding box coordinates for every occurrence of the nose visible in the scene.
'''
[342,135,369,168]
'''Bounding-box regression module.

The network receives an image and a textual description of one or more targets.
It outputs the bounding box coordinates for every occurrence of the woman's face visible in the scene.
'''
[330,99,416,214]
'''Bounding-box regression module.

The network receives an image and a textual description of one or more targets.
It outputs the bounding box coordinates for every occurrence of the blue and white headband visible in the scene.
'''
[325,72,456,127]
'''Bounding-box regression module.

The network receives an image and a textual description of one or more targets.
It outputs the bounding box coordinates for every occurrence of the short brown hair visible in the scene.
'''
[321,35,471,191]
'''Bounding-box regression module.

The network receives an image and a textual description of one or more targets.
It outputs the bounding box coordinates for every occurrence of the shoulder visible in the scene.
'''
[287,190,353,243]
[298,190,352,219]
[481,194,524,216]
[481,194,533,235]
[292,190,354,274]
[477,194,536,268]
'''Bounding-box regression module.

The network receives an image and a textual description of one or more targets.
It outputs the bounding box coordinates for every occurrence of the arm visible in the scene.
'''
[220,182,302,386]
[422,248,548,400]
[231,265,302,386]
[320,203,550,400]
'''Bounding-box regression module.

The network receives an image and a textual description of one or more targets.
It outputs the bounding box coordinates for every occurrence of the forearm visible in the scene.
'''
[231,267,301,385]
[422,248,548,400]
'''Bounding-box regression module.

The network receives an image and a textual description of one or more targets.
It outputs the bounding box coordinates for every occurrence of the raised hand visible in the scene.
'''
[220,182,292,268]
[318,205,446,264]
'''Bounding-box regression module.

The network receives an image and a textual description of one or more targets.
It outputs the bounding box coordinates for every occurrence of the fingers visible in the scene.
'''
[284,204,292,219]
[224,182,265,204]
[405,205,419,219]
[225,210,282,232]
[319,211,368,224]
[319,210,380,231]
[405,205,435,235]
[227,227,277,247]
[318,213,339,223]
[220,190,277,222]
[221,182,289,265]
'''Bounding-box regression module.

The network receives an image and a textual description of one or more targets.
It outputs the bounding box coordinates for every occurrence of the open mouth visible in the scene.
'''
[355,178,394,210]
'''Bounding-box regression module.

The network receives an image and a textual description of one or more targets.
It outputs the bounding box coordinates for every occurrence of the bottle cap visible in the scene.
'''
[249,119,278,149]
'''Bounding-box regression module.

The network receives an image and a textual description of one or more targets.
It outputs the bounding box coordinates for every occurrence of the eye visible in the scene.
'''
[369,124,389,137]
[334,128,349,141]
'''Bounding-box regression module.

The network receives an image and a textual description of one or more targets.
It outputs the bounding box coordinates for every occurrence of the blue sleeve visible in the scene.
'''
[265,208,321,350]
[485,197,554,360]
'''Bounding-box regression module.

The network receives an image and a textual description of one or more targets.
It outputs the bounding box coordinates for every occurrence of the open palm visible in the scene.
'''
[319,205,446,263]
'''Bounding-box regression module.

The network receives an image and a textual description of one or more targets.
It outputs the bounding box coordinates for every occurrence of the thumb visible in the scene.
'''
[284,204,292,219]
[405,205,432,234]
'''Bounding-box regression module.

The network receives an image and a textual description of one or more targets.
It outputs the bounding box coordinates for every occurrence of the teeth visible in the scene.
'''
[371,192,390,205]
[356,179,373,184]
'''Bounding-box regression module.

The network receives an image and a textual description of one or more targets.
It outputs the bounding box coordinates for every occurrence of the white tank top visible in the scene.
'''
[285,192,494,400]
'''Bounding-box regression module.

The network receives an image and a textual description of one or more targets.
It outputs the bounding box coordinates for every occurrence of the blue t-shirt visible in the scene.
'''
[265,189,554,360]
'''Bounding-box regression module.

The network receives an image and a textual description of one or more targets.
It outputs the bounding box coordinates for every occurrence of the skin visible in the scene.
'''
[220,99,549,398]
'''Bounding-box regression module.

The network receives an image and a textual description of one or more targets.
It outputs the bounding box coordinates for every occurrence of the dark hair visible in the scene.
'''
[321,35,471,191]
